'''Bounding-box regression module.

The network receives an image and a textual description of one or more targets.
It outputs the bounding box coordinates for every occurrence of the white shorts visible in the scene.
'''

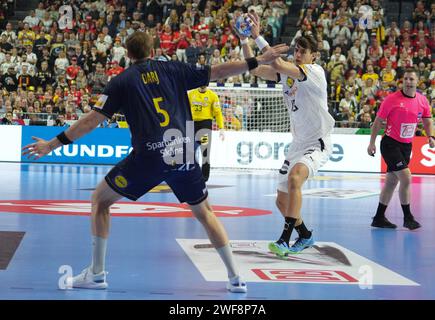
[277,137,332,193]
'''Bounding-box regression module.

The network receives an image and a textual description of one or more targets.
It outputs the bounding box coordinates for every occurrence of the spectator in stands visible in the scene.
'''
[54,50,69,76]
[316,40,329,67]
[380,61,397,87]
[352,24,369,50]
[335,103,353,123]
[66,56,82,81]
[367,37,383,68]
[413,48,431,68]
[362,64,379,86]
[106,60,124,81]
[75,69,88,90]
[185,38,201,65]
[54,114,69,127]
[0,33,11,53]
[86,46,105,74]
[88,62,108,95]
[1,22,16,43]
[339,89,357,114]
[417,62,430,80]
[327,57,345,83]
[375,79,391,102]
[23,10,40,29]
[1,65,18,92]
[18,23,36,47]
[331,17,351,48]
[349,38,366,68]
[357,104,375,122]
[50,33,66,60]
[412,1,430,24]
[17,65,35,91]
[362,78,378,101]
[1,111,13,125]
[153,47,170,61]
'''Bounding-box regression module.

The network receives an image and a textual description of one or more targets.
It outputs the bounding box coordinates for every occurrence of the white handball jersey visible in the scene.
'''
[280,63,335,143]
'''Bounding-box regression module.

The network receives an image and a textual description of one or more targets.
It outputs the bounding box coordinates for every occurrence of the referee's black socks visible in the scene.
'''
[374,203,388,218]
[401,204,412,219]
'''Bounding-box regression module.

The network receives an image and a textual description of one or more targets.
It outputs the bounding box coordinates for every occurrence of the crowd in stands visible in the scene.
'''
[296,0,434,129]
[0,0,433,131]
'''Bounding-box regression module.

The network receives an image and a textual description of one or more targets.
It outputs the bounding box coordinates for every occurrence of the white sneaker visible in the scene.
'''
[226,275,247,293]
[67,267,108,289]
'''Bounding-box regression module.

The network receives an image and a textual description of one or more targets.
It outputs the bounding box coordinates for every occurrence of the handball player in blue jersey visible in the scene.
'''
[22,31,288,293]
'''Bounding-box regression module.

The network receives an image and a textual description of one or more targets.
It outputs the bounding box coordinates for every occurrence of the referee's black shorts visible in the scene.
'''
[380,135,412,172]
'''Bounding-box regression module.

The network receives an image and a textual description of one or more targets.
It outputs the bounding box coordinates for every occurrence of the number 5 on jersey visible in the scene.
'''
[153,97,170,127]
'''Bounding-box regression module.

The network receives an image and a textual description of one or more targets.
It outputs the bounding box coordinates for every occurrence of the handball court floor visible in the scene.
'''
[0,161,434,300]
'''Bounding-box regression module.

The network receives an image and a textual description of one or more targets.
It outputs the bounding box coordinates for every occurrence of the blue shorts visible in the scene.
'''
[105,151,208,205]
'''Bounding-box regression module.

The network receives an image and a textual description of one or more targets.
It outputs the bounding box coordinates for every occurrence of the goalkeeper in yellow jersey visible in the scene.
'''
[188,86,225,182]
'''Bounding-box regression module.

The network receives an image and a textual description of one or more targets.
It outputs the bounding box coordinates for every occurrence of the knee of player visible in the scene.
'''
[91,194,113,211]
[287,174,304,189]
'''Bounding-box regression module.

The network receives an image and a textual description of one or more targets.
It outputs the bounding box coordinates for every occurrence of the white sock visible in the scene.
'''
[91,236,107,274]
[216,244,238,279]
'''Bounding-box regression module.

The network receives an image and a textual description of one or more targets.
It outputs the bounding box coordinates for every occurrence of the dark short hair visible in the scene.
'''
[126,31,153,60]
[404,67,418,77]
[295,35,318,53]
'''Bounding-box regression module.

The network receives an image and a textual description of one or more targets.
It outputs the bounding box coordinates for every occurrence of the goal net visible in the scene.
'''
[209,84,289,132]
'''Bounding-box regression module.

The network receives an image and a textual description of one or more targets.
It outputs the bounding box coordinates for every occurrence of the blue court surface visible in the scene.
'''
[0,162,434,300]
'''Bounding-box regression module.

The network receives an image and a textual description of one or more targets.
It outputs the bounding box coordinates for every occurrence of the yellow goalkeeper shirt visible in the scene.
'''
[188,88,224,129]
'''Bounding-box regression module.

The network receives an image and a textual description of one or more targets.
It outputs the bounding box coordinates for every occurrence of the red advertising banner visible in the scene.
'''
[381,137,435,174]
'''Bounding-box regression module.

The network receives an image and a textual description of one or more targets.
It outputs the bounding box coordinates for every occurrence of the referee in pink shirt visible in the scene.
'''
[368,68,435,230]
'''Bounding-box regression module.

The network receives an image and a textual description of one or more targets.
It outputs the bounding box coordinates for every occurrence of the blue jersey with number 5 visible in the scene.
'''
[93,60,211,154]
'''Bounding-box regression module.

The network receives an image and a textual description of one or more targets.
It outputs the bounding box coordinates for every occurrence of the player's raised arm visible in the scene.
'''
[248,12,306,81]
[232,12,279,82]
[209,43,288,81]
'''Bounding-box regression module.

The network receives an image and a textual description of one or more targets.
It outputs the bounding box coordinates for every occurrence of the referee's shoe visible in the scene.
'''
[371,216,397,229]
[403,215,421,230]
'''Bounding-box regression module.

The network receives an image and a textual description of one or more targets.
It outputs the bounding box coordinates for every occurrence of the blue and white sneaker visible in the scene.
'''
[287,234,314,254]
[227,275,247,293]
[67,267,108,289]
[268,241,291,257]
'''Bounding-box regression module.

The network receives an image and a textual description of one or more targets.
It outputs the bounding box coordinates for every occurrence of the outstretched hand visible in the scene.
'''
[22,136,54,160]
[258,44,289,64]
[247,11,261,39]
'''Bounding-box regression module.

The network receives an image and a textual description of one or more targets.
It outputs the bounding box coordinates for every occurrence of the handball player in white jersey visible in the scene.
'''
[237,12,335,255]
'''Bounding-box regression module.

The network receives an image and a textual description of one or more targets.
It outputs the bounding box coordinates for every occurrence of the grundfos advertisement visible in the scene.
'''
[0,126,433,174]
[20,126,132,164]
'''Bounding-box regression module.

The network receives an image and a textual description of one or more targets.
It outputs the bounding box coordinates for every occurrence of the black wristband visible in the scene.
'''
[56,131,73,145]
[245,57,258,71]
